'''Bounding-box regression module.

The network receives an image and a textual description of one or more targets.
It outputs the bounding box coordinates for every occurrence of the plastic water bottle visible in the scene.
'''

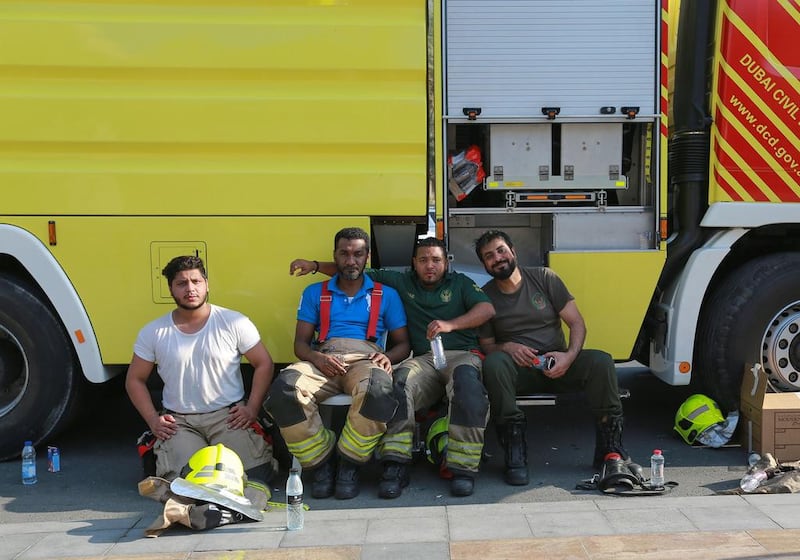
[286,468,304,530]
[22,441,37,485]
[740,469,771,493]
[430,335,447,370]
[650,449,665,489]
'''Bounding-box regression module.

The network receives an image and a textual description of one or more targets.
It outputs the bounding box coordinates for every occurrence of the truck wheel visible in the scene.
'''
[0,275,79,460]
[695,253,800,413]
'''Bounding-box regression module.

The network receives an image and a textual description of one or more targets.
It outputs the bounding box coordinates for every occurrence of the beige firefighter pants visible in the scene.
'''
[274,338,397,468]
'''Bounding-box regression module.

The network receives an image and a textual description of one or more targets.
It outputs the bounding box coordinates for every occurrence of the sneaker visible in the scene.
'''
[450,475,475,497]
[335,458,361,499]
[310,456,336,499]
[378,461,410,499]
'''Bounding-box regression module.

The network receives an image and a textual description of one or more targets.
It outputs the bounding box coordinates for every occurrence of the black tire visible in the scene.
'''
[695,252,800,413]
[0,275,80,460]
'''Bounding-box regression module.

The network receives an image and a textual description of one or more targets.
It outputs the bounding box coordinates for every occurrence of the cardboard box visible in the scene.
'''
[740,363,800,462]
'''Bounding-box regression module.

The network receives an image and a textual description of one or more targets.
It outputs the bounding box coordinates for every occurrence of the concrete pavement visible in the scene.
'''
[3,493,800,559]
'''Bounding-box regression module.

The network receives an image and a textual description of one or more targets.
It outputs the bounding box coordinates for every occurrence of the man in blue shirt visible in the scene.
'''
[266,227,410,500]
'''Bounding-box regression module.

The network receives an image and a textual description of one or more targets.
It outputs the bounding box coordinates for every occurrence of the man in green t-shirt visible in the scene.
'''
[474,230,628,486]
[290,237,494,498]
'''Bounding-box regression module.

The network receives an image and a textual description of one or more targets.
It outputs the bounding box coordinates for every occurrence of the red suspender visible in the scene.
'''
[318,281,383,344]
[318,280,333,343]
[367,282,383,342]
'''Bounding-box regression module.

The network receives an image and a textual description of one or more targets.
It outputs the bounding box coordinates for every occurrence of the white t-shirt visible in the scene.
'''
[133,304,261,413]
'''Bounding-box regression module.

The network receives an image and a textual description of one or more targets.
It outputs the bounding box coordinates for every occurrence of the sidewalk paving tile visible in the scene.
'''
[749,528,800,553]
[16,530,120,559]
[0,533,45,560]
[278,518,367,548]
[365,514,448,544]
[527,509,615,538]
[680,504,780,531]
[600,507,696,534]
[450,537,588,560]
[447,509,533,541]
[580,531,769,560]
[108,529,202,556]
[361,542,450,560]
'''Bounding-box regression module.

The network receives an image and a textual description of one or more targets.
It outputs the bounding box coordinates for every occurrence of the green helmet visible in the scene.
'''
[425,416,449,466]
[674,394,725,445]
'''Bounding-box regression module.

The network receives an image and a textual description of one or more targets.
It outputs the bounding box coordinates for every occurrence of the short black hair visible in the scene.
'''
[334,227,370,251]
[413,236,446,258]
[474,230,514,261]
[162,255,207,285]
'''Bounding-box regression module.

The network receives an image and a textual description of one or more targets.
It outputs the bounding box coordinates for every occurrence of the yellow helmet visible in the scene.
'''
[180,444,245,498]
[674,394,725,445]
[425,416,449,466]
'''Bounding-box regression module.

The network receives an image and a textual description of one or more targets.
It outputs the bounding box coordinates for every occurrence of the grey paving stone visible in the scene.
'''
[106,527,202,556]
[751,503,800,529]
[447,508,533,541]
[681,505,781,531]
[527,509,615,538]
[601,507,697,534]
[361,541,450,560]
[16,530,120,559]
[366,514,448,544]
[193,524,285,551]
[279,518,367,548]
[595,495,746,510]
[307,505,446,521]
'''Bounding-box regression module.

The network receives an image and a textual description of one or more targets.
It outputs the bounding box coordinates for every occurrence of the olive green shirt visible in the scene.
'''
[479,267,573,352]
[366,268,491,356]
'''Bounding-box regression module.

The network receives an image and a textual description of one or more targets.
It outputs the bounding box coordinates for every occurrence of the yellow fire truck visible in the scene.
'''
[1,0,798,458]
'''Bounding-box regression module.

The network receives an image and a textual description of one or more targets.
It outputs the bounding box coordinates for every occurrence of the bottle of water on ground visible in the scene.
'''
[650,449,664,489]
[286,468,304,530]
[739,469,769,492]
[22,441,37,485]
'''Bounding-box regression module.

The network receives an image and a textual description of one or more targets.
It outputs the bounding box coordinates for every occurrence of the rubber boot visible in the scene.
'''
[593,414,630,470]
[500,420,529,486]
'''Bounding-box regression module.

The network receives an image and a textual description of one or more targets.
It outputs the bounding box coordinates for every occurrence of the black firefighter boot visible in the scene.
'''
[593,414,631,470]
[498,420,529,486]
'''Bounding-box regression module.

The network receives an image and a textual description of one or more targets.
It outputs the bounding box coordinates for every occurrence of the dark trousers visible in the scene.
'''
[482,349,622,425]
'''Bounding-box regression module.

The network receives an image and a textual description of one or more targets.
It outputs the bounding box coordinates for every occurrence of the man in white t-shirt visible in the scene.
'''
[126,255,276,483]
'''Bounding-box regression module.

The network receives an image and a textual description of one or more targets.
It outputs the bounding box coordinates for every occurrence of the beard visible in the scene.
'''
[174,292,209,311]
[488,257,517,280]
[338,265,364,281]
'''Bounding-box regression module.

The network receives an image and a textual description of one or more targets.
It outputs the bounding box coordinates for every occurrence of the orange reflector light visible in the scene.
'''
[678,361,691,373]
[660,218,669,241]
[74,330,85,344]
[48,220,57,246]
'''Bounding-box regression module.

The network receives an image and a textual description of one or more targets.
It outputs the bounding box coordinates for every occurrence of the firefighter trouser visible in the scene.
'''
[153,405,276,482]
[482,349,622,426]
[265,338,398,469]
[377,350,489,476]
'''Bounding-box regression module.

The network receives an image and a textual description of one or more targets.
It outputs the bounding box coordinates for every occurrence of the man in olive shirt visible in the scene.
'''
[291,237,494,497]
[474,230,628,486]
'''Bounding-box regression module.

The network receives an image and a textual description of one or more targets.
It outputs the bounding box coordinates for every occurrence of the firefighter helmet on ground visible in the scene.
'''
[674,394,725,445]
[425,416,449,466]
[170,444,263,521]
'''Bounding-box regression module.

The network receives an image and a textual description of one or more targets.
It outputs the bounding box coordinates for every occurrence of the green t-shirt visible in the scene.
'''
[479,267,573,352]
[366,268,491,356]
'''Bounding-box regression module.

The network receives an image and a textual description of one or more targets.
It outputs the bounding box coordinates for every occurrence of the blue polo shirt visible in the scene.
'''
[297,274,407,350]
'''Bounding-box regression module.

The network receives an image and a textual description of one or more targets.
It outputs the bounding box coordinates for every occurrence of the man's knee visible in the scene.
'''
[264,369,306,427]
[482,352,514,382]
[358,368,398,423]
[451,365,489,427]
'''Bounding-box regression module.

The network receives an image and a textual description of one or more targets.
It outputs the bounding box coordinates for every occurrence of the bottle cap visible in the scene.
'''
[24,440,32,446]
[604,452,622,461]
[653,449,662,454]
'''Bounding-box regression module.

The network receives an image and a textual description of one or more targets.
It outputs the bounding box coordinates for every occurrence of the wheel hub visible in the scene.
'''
[762,301,800,392]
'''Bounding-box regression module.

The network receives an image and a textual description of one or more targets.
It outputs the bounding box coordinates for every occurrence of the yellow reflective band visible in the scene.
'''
[378,431,414,459]
[286,428,335,464]
[446,439,483,470]
[339,421,382,460]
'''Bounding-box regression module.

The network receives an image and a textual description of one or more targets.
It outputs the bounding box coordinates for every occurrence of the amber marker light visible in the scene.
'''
[74,330,85,344]
[48,220,57,246]
[660,218,669,240]
[678,361,691,373]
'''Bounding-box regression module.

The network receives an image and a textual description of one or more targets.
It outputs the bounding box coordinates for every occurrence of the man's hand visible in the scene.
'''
[426,319,455,340]
[502,341,542,368]
[315,352,348,378]
[538,351,573,379]
[368,352,393,374]
[228,401,258,430]
[289,259,316,276]
[148,413,178,441]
